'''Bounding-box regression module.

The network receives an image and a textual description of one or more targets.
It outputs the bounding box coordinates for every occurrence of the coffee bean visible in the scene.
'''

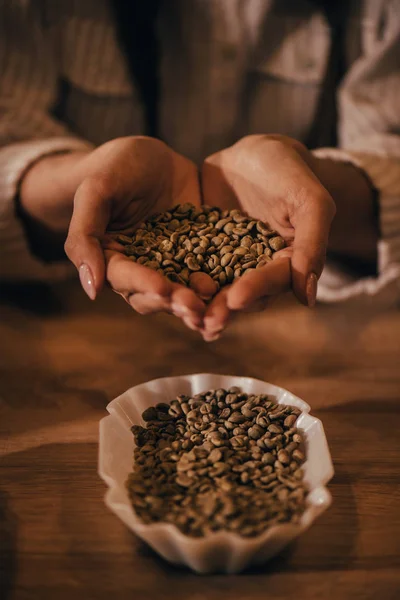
[277,450,291,465]
[242,260,257,270]
[186,409,198,423]
[268,424,283,434]
[261,452,275,465]
[240,472,250,484]
[256,221,272,235]
[190,434,203,445]
[254,411,268,425]
[283,415,297,429]
[224,266,234,282]
[215,217,232,230]
[209,433,225,447]
[173,248,186,262]
[209,448,222,463]
[186,256,201,271]
[229,436,244,449]
[248,425,264,440]
[142,407,158,422]
[176,474,193,487]
[285,441,298,454]
[116,234,134,245]
[269,407,287,420]
[269,236,285,251]
[294,468,304,480]
[292,449,305,463]
[128,387,307,539]
[242,407,256,419]
[220,253,233,267]
[226,411,244,424]
[116,205,285,299]
[220,245,233,256]
[213,462,229,476]
[223,222,235,235]
[219,271,227,285]
[228,254,240,268]
[232,227,248,236]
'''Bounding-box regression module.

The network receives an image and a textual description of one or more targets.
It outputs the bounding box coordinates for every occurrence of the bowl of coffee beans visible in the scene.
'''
[98,374,333,573]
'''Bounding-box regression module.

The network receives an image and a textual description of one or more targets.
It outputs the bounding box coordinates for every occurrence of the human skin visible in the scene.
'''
[19,134,377,339]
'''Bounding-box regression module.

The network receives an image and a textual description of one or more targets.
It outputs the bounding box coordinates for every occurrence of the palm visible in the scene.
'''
[201,150,295,247]
[101,141,201,235]
[90,138,207,327]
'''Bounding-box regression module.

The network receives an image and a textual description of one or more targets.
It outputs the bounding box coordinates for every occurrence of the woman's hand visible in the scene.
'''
[200,134,336,339]
[21,136,207,330]
[23,133,373,341]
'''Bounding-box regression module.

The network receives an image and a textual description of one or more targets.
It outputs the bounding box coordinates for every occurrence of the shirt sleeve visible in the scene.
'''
[0,1,93,282]
[313,0,400,303]
[0,140,92,282]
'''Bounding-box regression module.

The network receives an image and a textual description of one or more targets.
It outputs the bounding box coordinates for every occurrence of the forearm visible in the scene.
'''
[17,150,90,260]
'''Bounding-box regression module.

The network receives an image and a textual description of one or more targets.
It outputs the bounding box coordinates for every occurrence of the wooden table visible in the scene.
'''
[1,280,399,600]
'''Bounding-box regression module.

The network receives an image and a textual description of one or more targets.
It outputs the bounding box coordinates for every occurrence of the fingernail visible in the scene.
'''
[183,316,202,331]
[204,317,221,331]
[306,272,318,308]
[204,333,221,343]
[79,264,96,300]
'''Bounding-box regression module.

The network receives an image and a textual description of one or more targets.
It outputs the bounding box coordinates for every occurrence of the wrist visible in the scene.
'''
[20,150,89,229]
[310,156,379,267]
[17,150,90,261]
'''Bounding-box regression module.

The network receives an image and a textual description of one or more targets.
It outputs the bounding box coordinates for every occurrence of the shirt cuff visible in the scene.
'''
[312,147,400,303]
[0,137,93,282]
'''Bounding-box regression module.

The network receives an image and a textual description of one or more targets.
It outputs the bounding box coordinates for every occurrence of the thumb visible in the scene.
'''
[64,177,112,299]
[291,192,336,307]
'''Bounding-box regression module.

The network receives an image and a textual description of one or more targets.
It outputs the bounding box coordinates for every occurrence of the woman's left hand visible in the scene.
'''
[200,134,336,341]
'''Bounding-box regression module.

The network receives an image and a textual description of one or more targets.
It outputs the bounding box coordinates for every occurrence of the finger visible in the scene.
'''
[65,177,113,298]
[189,272,218,301]
[242,296,270,313]
[105,250,172,298]
[128,292,171,315]
[227,258,291,311]
[170,285,206,330]
[291,193,336,307]
[203,288,231,339]
[203,331,223,343]
[182,315,204,332]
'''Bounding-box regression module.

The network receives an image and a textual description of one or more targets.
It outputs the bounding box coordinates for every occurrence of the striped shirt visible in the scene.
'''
[0,0,399,302]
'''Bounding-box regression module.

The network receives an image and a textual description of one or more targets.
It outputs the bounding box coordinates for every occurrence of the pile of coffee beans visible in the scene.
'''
[127,387,308,538]
[116,204,285,292]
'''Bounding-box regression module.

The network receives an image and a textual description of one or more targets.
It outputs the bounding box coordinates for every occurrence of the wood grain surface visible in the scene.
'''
[1,280,399,600]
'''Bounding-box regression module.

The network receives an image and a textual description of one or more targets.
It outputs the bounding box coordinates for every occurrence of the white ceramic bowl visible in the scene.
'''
[98,374,334,574]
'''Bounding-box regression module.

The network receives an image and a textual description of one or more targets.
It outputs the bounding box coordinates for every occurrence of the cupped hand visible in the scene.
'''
[200,134,336,340]
[64,136,206,329]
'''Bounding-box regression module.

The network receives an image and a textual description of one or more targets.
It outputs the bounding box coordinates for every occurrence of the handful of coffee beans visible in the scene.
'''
[127,387,307,538]
[116,204,285,294]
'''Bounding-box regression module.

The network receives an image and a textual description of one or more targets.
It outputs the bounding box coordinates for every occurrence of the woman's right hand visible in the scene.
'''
[21,136,207,330]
